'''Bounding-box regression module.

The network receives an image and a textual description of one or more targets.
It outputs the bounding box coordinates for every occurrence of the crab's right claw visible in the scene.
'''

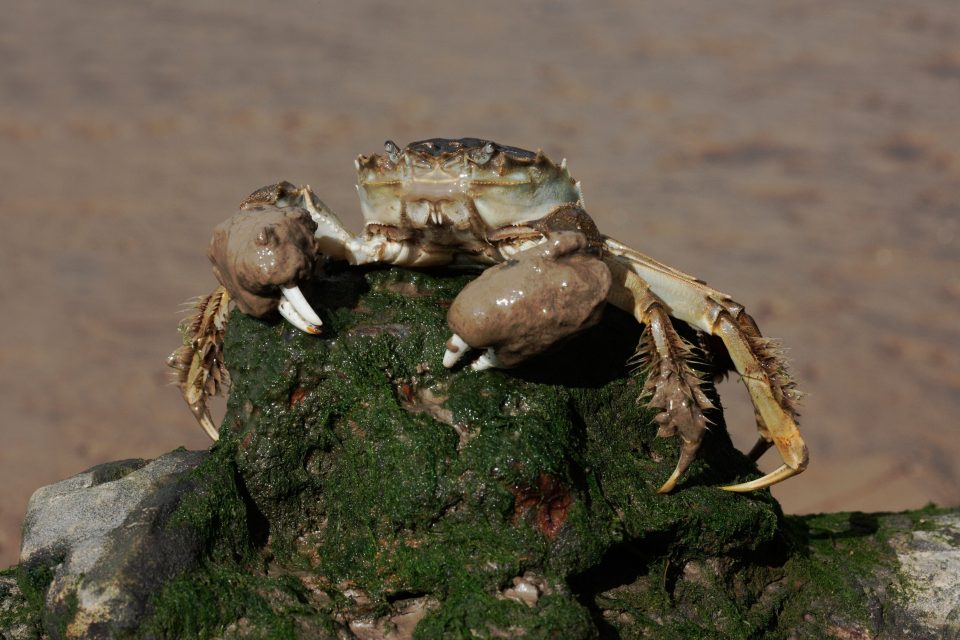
[279,285,323,334]
[209,186,329,332]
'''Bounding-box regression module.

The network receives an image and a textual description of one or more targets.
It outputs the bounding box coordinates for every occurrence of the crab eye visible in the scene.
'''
[470,142,497,165]
[384,140,402,164]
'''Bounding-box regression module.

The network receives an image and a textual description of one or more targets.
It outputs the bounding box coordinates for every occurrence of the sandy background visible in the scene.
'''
[1,1,958,567]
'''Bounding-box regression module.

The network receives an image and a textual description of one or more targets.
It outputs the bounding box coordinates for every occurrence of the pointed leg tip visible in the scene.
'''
[656,480,677,494]
[719,463,800,492]
[190,404,220,441]
[200,417,220,441]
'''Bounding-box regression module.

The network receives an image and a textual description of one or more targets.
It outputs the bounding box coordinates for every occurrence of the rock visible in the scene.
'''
[886,512,960,638]
[18,450,207,639]
[5,266,960,639]
[203,266,777,638]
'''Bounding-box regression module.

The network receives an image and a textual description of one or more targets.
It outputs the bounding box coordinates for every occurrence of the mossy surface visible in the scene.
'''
[205,266,787,636]
[0,566,43,639]
[59,265,918,638]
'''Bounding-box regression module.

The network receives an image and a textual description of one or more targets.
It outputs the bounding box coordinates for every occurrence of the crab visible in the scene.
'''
[169,138,808,493]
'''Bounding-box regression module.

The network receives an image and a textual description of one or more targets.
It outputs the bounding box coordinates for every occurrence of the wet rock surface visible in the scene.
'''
[2,267,958,639]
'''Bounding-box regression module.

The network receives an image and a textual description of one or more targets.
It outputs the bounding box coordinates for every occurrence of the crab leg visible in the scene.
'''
[167,286,232,441]
[603,238,808,492]
[711,314,807,491]
[605,261,715,493]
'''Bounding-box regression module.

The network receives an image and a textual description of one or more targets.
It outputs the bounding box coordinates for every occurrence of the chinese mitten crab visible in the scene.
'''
[169,138,807,493]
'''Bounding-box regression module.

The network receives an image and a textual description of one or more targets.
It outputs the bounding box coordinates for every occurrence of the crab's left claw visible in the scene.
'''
[443,232,612,372]
[442,333,472,368]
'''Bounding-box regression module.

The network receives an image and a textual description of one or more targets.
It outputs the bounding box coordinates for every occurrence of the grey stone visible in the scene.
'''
[890,513,960,639]
[18,450,207,639]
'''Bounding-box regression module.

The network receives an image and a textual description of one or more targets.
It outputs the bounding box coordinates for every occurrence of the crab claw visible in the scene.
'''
[471,348,502,371]
[208,200,320,323]
[443,333,472,368]
[442,338,503,372]
[279,285,323,334]
[444,232,612,370]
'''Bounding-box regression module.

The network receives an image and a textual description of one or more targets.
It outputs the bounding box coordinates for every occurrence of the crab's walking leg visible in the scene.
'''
[167,286,232,441]
[604,238,808,492]
[711,314,807,491]
[605,261,715,493]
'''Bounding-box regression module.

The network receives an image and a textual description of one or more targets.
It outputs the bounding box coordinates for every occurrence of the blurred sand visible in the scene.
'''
[1,1,958,567]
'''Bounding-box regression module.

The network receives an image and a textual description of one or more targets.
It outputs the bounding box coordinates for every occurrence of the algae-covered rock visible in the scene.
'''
[886,512,960,637]
[201,265,782,637]
[8,265,958,639]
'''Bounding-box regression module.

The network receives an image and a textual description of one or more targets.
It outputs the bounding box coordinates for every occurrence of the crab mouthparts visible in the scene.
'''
[401,175,471,200]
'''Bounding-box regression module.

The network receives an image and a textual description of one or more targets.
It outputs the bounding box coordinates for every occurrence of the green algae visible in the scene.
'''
[207,266,786,634]
[413,589,595,640]
[2,261,937,636]
[165,446,261,564]
[136,565,338,640]
[128,265,912,637]
[0,566,43,640]
[772,511,901,638]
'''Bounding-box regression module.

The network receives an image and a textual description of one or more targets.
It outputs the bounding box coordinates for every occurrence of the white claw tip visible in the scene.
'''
[281,285,323,327]
[443,334,470,368]
[278,299,322,335]
[471,349,500,371]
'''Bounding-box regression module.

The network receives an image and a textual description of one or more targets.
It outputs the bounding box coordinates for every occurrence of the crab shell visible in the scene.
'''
[355,138,584,246]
